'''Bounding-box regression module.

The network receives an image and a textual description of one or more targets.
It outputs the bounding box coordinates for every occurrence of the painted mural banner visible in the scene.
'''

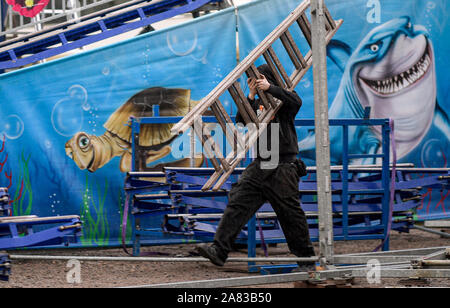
[0,0,448,247]
[238,0,450,220]
[0,7,237,246]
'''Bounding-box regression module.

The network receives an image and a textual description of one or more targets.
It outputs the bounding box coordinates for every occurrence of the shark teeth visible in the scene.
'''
[362,48,431,95]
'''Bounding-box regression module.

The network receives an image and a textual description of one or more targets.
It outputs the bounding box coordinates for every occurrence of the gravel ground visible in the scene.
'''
[1,228,449,288]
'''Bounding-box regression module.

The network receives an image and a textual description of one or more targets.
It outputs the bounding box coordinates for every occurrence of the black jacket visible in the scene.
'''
[235,84,302,160]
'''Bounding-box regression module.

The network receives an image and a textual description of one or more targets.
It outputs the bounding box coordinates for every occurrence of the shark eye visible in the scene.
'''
[370,44,380,52]
[406,22,412,29]
[78,135,90,150]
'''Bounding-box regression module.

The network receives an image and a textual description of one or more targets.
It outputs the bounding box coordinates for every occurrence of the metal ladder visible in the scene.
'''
[171,0,342,191]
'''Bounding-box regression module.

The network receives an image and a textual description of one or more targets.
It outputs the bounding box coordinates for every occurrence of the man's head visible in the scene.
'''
[257,64,278,86]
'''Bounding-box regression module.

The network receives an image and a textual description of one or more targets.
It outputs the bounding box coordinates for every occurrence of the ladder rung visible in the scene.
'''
[267,46,293,89]
[210,101,245,154]
[203,126,231,172]
[201,169,223,191]
[232,82,260,126]
[289,50,312,90]
[323,6,336,31]
[262,51,286,88]
[296,13,312,46]
[210,102,235,152]
[285,30,307,68]
[192,122,221,172]
[212,105,281,191]
[246,64,272,110]
[280,31,302,70]
[212,102,246,151]
[228,85,252,125]
[212,105,282,191]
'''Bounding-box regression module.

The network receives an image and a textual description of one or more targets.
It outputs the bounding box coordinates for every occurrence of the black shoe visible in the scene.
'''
[292,262,316,273]
[196,244,226,267]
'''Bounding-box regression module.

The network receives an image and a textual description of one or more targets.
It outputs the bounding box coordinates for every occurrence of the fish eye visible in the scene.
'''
[370,44,380,52]
[78,135,90,150]
[406,22,412,29]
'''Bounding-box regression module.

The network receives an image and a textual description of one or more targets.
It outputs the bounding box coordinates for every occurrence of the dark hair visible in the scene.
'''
[257,64,277,86]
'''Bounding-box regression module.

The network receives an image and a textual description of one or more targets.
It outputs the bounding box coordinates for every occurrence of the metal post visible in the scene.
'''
[381,121,391,251]
[247,215,257,271]
[311,0,333,266]
[342,125,349,239]
[190,127,195,167]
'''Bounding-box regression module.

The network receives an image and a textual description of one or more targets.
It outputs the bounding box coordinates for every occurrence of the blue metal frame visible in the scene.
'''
[0,216,82,249]
[0,0,222,70]
[126,117,394,254]
[1,186,82,250]
[125,116,449,271]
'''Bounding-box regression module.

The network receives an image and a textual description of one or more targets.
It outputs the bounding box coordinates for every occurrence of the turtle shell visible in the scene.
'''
[104,87,195,147]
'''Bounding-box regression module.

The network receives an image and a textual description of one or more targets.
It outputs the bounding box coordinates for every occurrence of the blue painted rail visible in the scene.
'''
[0,0,224,70]
[0,187,82,250]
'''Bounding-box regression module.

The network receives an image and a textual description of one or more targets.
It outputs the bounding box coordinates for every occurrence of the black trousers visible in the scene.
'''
[213,160,314,260]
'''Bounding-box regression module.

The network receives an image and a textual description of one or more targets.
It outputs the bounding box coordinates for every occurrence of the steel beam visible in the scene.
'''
[311,0,333,265]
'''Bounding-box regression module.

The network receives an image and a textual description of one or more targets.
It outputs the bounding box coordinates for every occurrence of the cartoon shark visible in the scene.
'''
[299,17,450,166]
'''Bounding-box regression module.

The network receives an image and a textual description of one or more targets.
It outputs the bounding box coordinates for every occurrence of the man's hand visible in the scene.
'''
[256,75,270,91]
[247,75,270,100]
[247,77,257,100]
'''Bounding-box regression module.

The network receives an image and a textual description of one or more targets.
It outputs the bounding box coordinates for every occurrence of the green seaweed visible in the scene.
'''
[80,173,110,246]
[12,151,33,216]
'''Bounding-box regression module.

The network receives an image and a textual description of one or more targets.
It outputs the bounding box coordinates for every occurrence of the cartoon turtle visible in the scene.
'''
[65,87,203,173]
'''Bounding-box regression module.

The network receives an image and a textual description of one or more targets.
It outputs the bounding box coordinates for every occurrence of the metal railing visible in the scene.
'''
[0,0,137,38]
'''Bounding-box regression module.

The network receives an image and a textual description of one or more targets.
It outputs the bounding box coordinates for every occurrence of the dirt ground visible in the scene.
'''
[1,228,449,288]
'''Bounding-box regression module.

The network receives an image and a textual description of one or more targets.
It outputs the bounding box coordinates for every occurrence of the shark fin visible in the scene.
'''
[327,39,352,72]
